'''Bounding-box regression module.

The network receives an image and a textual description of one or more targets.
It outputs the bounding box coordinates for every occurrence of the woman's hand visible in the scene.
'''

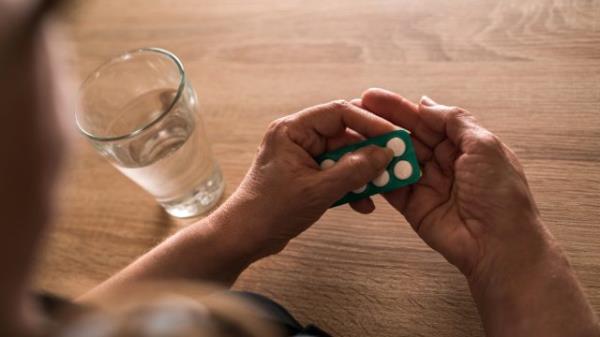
[214,100,397,260]
[357,88,599,337]
[84,100,399,293]
[356,89,544,276]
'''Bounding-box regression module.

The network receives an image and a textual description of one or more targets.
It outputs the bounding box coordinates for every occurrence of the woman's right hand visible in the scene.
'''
[357,88,599,337]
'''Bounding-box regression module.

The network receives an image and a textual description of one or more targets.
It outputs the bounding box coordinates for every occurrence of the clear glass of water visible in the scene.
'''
[76,48,224,218]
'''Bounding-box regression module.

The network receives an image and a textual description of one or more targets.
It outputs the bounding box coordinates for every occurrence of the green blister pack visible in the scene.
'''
[316,129,421,207]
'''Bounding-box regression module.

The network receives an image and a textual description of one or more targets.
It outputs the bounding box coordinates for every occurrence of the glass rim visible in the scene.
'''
[75,47,186,142]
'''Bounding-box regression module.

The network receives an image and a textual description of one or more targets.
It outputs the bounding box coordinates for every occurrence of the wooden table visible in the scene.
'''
[36,1,600,336]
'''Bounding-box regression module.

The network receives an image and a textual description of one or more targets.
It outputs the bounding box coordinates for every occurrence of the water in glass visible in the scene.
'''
[93,86,224,217]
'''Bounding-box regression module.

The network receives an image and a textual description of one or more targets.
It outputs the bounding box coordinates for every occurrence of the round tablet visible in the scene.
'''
[353,185,367,194]
[320,159,336,170]
[372,170,390,187]
[394,160,413,180]
[386,137,406,157]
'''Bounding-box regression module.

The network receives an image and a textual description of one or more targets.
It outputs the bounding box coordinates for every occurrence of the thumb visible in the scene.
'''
[319,145,394,200]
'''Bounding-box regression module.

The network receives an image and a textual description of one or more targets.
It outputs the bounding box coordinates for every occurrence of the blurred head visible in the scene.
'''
[0,0,73,334]
[0,3,281,337]
[0,0,69,233]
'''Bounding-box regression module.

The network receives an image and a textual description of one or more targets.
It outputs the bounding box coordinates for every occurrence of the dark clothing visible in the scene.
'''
[37,291,331,337]
[230,292,332,337]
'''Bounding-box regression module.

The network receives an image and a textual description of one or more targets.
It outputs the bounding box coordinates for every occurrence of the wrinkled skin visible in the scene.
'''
[356,91,544,277]
[225,100,397,258]
[1,0,598,335]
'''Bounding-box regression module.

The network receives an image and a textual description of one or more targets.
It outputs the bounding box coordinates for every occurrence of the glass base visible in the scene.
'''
[160,167,225,218]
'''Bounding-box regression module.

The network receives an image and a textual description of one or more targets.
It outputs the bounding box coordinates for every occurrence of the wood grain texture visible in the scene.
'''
[35,0,600,336]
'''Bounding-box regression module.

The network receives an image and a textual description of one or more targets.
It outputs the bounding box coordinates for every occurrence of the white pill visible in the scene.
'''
[320,159,336,170]
[353,185,367,194]
[372,170,390,187]
[394,160,413,180]
[386,137,406,157]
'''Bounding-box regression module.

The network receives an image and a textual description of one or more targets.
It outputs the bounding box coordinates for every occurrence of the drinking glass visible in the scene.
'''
[76,48,224,218]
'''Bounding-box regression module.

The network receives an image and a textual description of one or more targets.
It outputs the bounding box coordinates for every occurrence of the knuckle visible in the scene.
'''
[328,99,350,111]
[267,117,288,133]
[261,118,291,155]
[265,117,290,140]
[447,106,478,129]
[448,106,472,120]
[450,106,467,115]
[345,153,362,168]
[345,154,372,184]
[475,132,502,151]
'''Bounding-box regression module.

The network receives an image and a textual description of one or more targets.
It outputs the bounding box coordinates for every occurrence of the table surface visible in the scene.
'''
[36,1,600,336]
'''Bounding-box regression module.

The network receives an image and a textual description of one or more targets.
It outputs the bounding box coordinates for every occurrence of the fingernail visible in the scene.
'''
[383,146,394,158]
[420,95,437,107]
[371,146,394,167]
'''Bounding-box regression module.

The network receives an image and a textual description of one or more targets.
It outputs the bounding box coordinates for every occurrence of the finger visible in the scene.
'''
[349,198,376,214]
[413,137,433,163]
[326,128,365,151]
[358,92,432,163]
[289,100,398,156]
[306,100,397,137]
[325,123,374,212]
[418,96,483,148]
[319,145,394,199]
[433,138,458,177]
[383,160,452,222]
[382,187,411,214]
[362,88,444,148]
[384,163,449,232]
[350,98,362,106]
[362,88,419,128]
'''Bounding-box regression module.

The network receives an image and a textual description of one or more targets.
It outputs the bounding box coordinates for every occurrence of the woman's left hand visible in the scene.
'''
[84,100,399,293]
[213,100,397,260]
